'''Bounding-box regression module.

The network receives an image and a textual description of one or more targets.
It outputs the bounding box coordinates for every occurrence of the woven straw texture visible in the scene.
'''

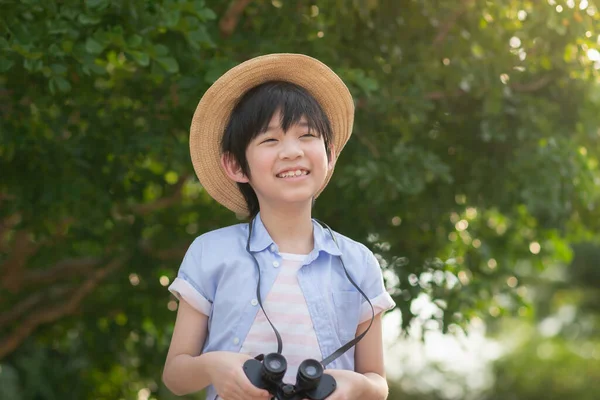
[189,53,354,215]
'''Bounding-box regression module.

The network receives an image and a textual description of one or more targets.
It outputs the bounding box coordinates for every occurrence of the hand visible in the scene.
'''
[321,369,366,400]
[208,352,271,400]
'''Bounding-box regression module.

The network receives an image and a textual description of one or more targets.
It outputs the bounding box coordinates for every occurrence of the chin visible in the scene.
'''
[275,193,317,206]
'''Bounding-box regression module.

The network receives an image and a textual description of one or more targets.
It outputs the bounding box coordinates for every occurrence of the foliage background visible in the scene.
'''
[1,0,599,399]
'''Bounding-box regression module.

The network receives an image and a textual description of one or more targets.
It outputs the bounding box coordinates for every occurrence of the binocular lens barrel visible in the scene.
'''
[262,353,287,381]
[296,359,323,391]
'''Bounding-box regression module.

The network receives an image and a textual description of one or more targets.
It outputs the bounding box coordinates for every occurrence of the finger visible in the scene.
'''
[234,375,270,399]
[324,389,341,400]
[236,371,271,399]
[218,390,242,400]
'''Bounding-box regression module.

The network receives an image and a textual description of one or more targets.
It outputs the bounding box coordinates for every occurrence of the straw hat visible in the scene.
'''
[189,53,354,216]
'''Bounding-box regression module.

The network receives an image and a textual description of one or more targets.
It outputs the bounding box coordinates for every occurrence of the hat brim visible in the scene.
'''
[189,53,354,216]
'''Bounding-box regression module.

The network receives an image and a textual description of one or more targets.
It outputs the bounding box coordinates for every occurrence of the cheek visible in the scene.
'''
[308,146,330,168]
[246,149,274,174]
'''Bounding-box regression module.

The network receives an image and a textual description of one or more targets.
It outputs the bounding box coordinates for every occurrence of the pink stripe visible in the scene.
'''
[245,330,276,343]
[284,354,322,366]
[280,332,320,346]
[255,311,312,325]
[274,274,299,285]
[265,292,305,303]
[246,330,319,346]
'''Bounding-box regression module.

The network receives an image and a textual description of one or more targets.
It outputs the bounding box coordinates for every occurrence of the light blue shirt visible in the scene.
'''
[168,213,395,400]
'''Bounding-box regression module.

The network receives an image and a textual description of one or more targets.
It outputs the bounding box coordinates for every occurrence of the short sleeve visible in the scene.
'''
[168,237,213,316]
[358,250,396,323]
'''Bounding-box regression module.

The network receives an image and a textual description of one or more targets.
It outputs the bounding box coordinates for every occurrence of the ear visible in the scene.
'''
[327,146,337,171]
[221,152,249,183]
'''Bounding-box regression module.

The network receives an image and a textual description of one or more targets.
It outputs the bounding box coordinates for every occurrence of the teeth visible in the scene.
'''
[278,170,308,178]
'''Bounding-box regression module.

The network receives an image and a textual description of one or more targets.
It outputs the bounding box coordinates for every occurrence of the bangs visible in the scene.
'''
[250,82,331,140]
[221,81,333,159]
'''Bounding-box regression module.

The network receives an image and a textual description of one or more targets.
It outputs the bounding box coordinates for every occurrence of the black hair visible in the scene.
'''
[221,81,333,219]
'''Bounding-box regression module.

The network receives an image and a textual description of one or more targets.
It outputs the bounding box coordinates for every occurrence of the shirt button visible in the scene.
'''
[273,261,280,268]
[233,337,240,345]
[251,299,258,306]
[270,244,276,252]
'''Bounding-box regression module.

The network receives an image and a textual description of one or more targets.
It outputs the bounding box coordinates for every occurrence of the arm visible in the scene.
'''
[353,313,389,399]
[162,298,213,395]
[324,314,389,400]
[162,299,270,398]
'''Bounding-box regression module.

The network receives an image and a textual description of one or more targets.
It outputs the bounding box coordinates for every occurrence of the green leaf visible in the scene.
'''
[50,64,67,75]
[62,40,74,53]
[188,26,214,48]
[198,8,217,21]
[85,0,110,10]
[53,76,72,92]
[127,34,143,48]
[12,43,43,59]
[88,63,107,75]
[48,78,56,94]
[78,14,102,25]
[128,51,150,67]
[153,44,169,56]
[85,38,104,54]
[0,58,15,72]
[155,57,179,73]
[48,43,64,57]
[204,60,237,84]
[60,6,79,20]
[164,10,181,28]
[23,58,42,72]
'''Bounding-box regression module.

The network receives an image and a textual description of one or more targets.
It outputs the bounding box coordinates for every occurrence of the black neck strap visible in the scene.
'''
[247,217,283,354]
[246,217,375,368]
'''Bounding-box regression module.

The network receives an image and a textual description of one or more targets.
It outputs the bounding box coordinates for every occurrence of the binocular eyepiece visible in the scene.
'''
[262,353,287,382]
[244,353,336,400]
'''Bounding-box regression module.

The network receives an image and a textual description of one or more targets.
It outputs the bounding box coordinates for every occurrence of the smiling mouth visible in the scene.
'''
[276,169,310,178]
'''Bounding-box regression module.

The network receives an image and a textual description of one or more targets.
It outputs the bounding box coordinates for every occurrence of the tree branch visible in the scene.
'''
[510,75,554,92]
[1,230,41,293]
[0,285,71,326]
[0,254,130,360]
[219,0,253,37]
[140,240,188,261]
[1,218,74,292]
[22,257,101,287]
[424,89,466,100]
[422,74,553,102]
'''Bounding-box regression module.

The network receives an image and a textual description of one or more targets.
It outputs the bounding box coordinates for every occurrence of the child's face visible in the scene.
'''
[243,110,334,210]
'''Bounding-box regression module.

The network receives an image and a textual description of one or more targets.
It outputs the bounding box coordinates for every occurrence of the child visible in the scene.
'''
[162,54,395,400]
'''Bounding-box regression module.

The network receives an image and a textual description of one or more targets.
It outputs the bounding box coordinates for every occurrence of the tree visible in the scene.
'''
[1,0,599,398]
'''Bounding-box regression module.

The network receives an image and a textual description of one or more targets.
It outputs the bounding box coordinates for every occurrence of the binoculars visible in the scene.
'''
[243,353,336,400]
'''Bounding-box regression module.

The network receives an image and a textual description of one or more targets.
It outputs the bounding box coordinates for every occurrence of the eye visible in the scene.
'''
[260,138,278,144]
[301,133,317,138]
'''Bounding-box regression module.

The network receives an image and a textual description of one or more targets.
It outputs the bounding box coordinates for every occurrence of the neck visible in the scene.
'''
[257,204,314,254]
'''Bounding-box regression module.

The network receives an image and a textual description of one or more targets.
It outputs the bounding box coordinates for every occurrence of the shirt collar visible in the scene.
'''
[247,213,274,252]
[312,219,342,256]
[247,212,342,257]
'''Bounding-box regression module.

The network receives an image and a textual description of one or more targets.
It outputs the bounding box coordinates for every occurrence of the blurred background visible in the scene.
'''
[1,0,599,399]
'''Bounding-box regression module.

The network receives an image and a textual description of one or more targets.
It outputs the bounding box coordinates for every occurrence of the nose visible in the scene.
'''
[279,137,303,160]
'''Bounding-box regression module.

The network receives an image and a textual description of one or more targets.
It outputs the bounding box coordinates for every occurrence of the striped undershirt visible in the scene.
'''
[240,252,322,384]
